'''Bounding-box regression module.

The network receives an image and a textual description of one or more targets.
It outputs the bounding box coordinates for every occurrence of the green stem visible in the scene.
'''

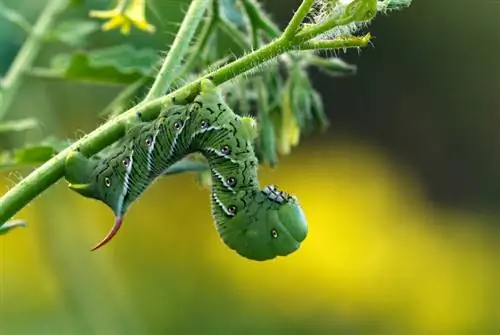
[296,33,371,50]
[294,17,352,42]
[0,0,67,119]
[101,77,151,119]
[143,0,210,101]
[282,0,314,38]
[217,18,252,51]
[241,0,281,38]
[175,11,217,80]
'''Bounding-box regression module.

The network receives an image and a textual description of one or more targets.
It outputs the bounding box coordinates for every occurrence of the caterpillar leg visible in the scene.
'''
[65,150,89,183]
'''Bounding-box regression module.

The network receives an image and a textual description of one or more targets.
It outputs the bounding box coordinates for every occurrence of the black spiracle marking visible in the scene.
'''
[227,177,236,187]
[227,205,237,216]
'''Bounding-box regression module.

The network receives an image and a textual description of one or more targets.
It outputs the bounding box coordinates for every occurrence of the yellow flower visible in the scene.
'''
[89,0,156,35]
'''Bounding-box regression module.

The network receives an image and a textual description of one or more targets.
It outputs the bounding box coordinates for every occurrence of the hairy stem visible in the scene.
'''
[0,0,68,119]
[176,11,217,80]
[241,0,281,38]
[294,17,353,42]
[143,0,210,101]
[296,33,371,50]
[282,0,314,38]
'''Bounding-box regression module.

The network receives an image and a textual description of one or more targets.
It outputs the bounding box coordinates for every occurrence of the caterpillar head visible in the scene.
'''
[216,186,308,261]
[65,150,136,251]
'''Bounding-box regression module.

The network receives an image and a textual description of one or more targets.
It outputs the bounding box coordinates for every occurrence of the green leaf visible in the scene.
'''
[308,56,357,77]
[0,118,38,133]
[101,77,152,119]
[47,19,100,47]
[0,1,32,33]
[240,0,281,38]
[0,220,27,236]
[48,45,160,84]
[255,78,277,167]
[287,67,310,130]
[14,146,56,164]
[218,0,250,33]
[39,136,73,153]
[0,137,72,170]
[342,0,377,22]
[292,83,314,133]
[70,0,84,6]
[162,156,209,176]
[310,90,329,131]
[378,0,412,13]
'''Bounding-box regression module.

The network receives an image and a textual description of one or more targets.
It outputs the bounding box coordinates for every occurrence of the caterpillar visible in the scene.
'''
[64,79,308,261]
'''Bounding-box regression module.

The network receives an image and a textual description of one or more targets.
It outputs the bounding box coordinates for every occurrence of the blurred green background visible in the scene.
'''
[1,0,500,334]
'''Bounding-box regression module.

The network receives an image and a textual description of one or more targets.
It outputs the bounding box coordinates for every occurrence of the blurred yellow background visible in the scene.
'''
[1,0,500,334]
[2,141,499,334]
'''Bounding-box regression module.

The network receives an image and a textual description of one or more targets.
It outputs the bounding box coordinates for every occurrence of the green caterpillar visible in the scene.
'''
[64,79,308,261]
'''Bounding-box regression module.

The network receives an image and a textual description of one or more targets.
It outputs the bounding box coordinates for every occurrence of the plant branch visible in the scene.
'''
[176,9,217,80]
[282,0,314,39]
[294,15,358,43]
[143,0,210,101]
[295,33,371,50]
[241,0,281,38]
[0,0,68,120]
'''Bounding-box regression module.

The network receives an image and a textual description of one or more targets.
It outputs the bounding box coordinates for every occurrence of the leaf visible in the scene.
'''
[0,220,27,236]
[100,77,152,119]
[287,66,310,130]
[240,0,281,38]
[48,19,100,47]
[278,78,300,155]
[0,137,72,170]
[0,118,38,133]
[0,1,32,33]
[309,56,357,77]
[255,77,277,167]
[14,146,56,164]
[39,136,72,153]
[343,0,378,22]
[49,45,160,84]
[378,0,412,13]
[292,83,314,133]
[70,0,84,6]
[310,90,329,131]
[218,0,250,33]
[162,156,209,176]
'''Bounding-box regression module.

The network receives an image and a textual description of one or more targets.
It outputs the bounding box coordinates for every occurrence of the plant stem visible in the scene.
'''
[0,0,67,120]
[101,77,151,119]
[143,0,210,101]
[294,17,352,42]
[296,33,371,50]
[241,0,281,38]
[175,12,217,80]
[282,0,314,38]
